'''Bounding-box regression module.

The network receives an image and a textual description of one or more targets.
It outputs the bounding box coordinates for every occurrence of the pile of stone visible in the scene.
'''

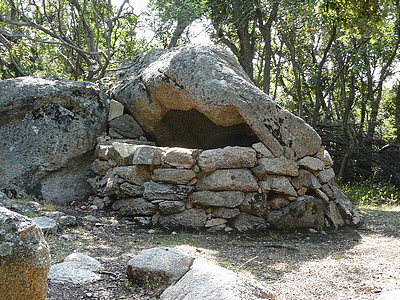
[88,140,359,232]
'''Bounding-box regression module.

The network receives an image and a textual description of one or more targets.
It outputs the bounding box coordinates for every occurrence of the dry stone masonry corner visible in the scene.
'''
[89,142,359,232]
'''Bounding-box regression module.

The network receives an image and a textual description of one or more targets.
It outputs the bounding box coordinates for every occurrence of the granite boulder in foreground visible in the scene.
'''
[0,207,50,300]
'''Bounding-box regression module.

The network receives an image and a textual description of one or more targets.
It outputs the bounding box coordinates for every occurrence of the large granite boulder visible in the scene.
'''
[126,247,194,291]
[0,207,51,300]
[0,77,109,203]
[112,44,321,159]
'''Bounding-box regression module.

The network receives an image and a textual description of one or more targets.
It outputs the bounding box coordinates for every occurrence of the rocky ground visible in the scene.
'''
[44,201,400,300]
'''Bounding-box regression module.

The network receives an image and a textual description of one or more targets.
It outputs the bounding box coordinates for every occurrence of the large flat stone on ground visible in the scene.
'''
[127,247,194,291]
[160,258,273,300]
[48,253,104,285]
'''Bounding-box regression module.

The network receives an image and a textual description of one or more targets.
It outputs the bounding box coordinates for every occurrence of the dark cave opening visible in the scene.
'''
[154,108,260,149]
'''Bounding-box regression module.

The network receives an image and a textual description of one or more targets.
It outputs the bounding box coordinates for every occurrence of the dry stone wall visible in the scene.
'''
[88,140,360,232]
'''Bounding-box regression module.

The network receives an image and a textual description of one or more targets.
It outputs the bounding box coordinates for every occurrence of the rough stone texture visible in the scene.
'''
[188,191,245,208]
[211,207,240,219]
[131,145,163,165]
[159,201,186,215]
[196,169,258,192]
[152,168,196,184]
[252,157,299,179]
[0,192,13,210]
[318,168,336,184]
[325,201,345,229]
[315,188,330,203]
[160,258,273,300]
[162,147,198,169]
[267,196,325,230]
[0,77,109,203]
[198,146,257,172]
[252,142,274,158]
[118,182,144,198]
[268,195,290,210]
[127,247,194,291]
[315,148,334,167]
[231,212,267,232]
[0,207,50,300]
[48,253,103,285]
[90,142,360,231]
[143,182,194,201]
[112,198,157,216]
[239,193,269,217]
[330,184,361,225]
[112,44,321,157]
[297,156,325,172]
[32,216,58,234]
[157,208,207,229]
[291,169,321,190]
[96,141,156,166]
[108,99,124,121]
[113,165,151,185]
[108,114,145,139]
[96,142,135,165]
[165,154,196,171]
[205,218,227,227]
[266,175,298,197]
[92,159,112,176]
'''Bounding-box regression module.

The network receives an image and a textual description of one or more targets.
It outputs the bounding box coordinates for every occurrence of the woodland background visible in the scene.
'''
[1,0,400,204]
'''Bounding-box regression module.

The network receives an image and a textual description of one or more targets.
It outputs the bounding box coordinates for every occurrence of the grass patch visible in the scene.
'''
[342,180,400,207]
[43,202,57,211]
[22,212,38,218]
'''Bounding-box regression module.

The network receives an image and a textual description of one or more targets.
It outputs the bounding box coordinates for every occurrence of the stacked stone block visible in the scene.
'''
[88,141,359,232]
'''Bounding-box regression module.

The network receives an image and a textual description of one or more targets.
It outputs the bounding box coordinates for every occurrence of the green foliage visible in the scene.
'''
[342,180,400,207]
[0,0,145,81]
[147,0,207,48]
[22,212,38,218]
[43,203,56,212]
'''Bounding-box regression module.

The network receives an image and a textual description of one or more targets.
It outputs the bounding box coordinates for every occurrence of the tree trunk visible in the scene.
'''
[395,82,400,143]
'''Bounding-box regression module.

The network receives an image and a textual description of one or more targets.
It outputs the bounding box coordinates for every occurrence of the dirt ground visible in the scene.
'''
[45,203,400,300]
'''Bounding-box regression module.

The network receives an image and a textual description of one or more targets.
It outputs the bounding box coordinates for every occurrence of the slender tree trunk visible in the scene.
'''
[338,71,356,179]
[396,82,400,143]
[282,30,303,117]
[311,23,336,127]
[169,19,190,48]
[256,2,279,95]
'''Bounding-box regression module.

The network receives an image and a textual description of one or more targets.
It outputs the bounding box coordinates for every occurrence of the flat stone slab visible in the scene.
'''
[32,216,58,234]
[196,169,258,192]
[188,191,245,208]
[48,253,104,285]
[143,182,194,201]
[160,258,273,300]
[198,146,257,172]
